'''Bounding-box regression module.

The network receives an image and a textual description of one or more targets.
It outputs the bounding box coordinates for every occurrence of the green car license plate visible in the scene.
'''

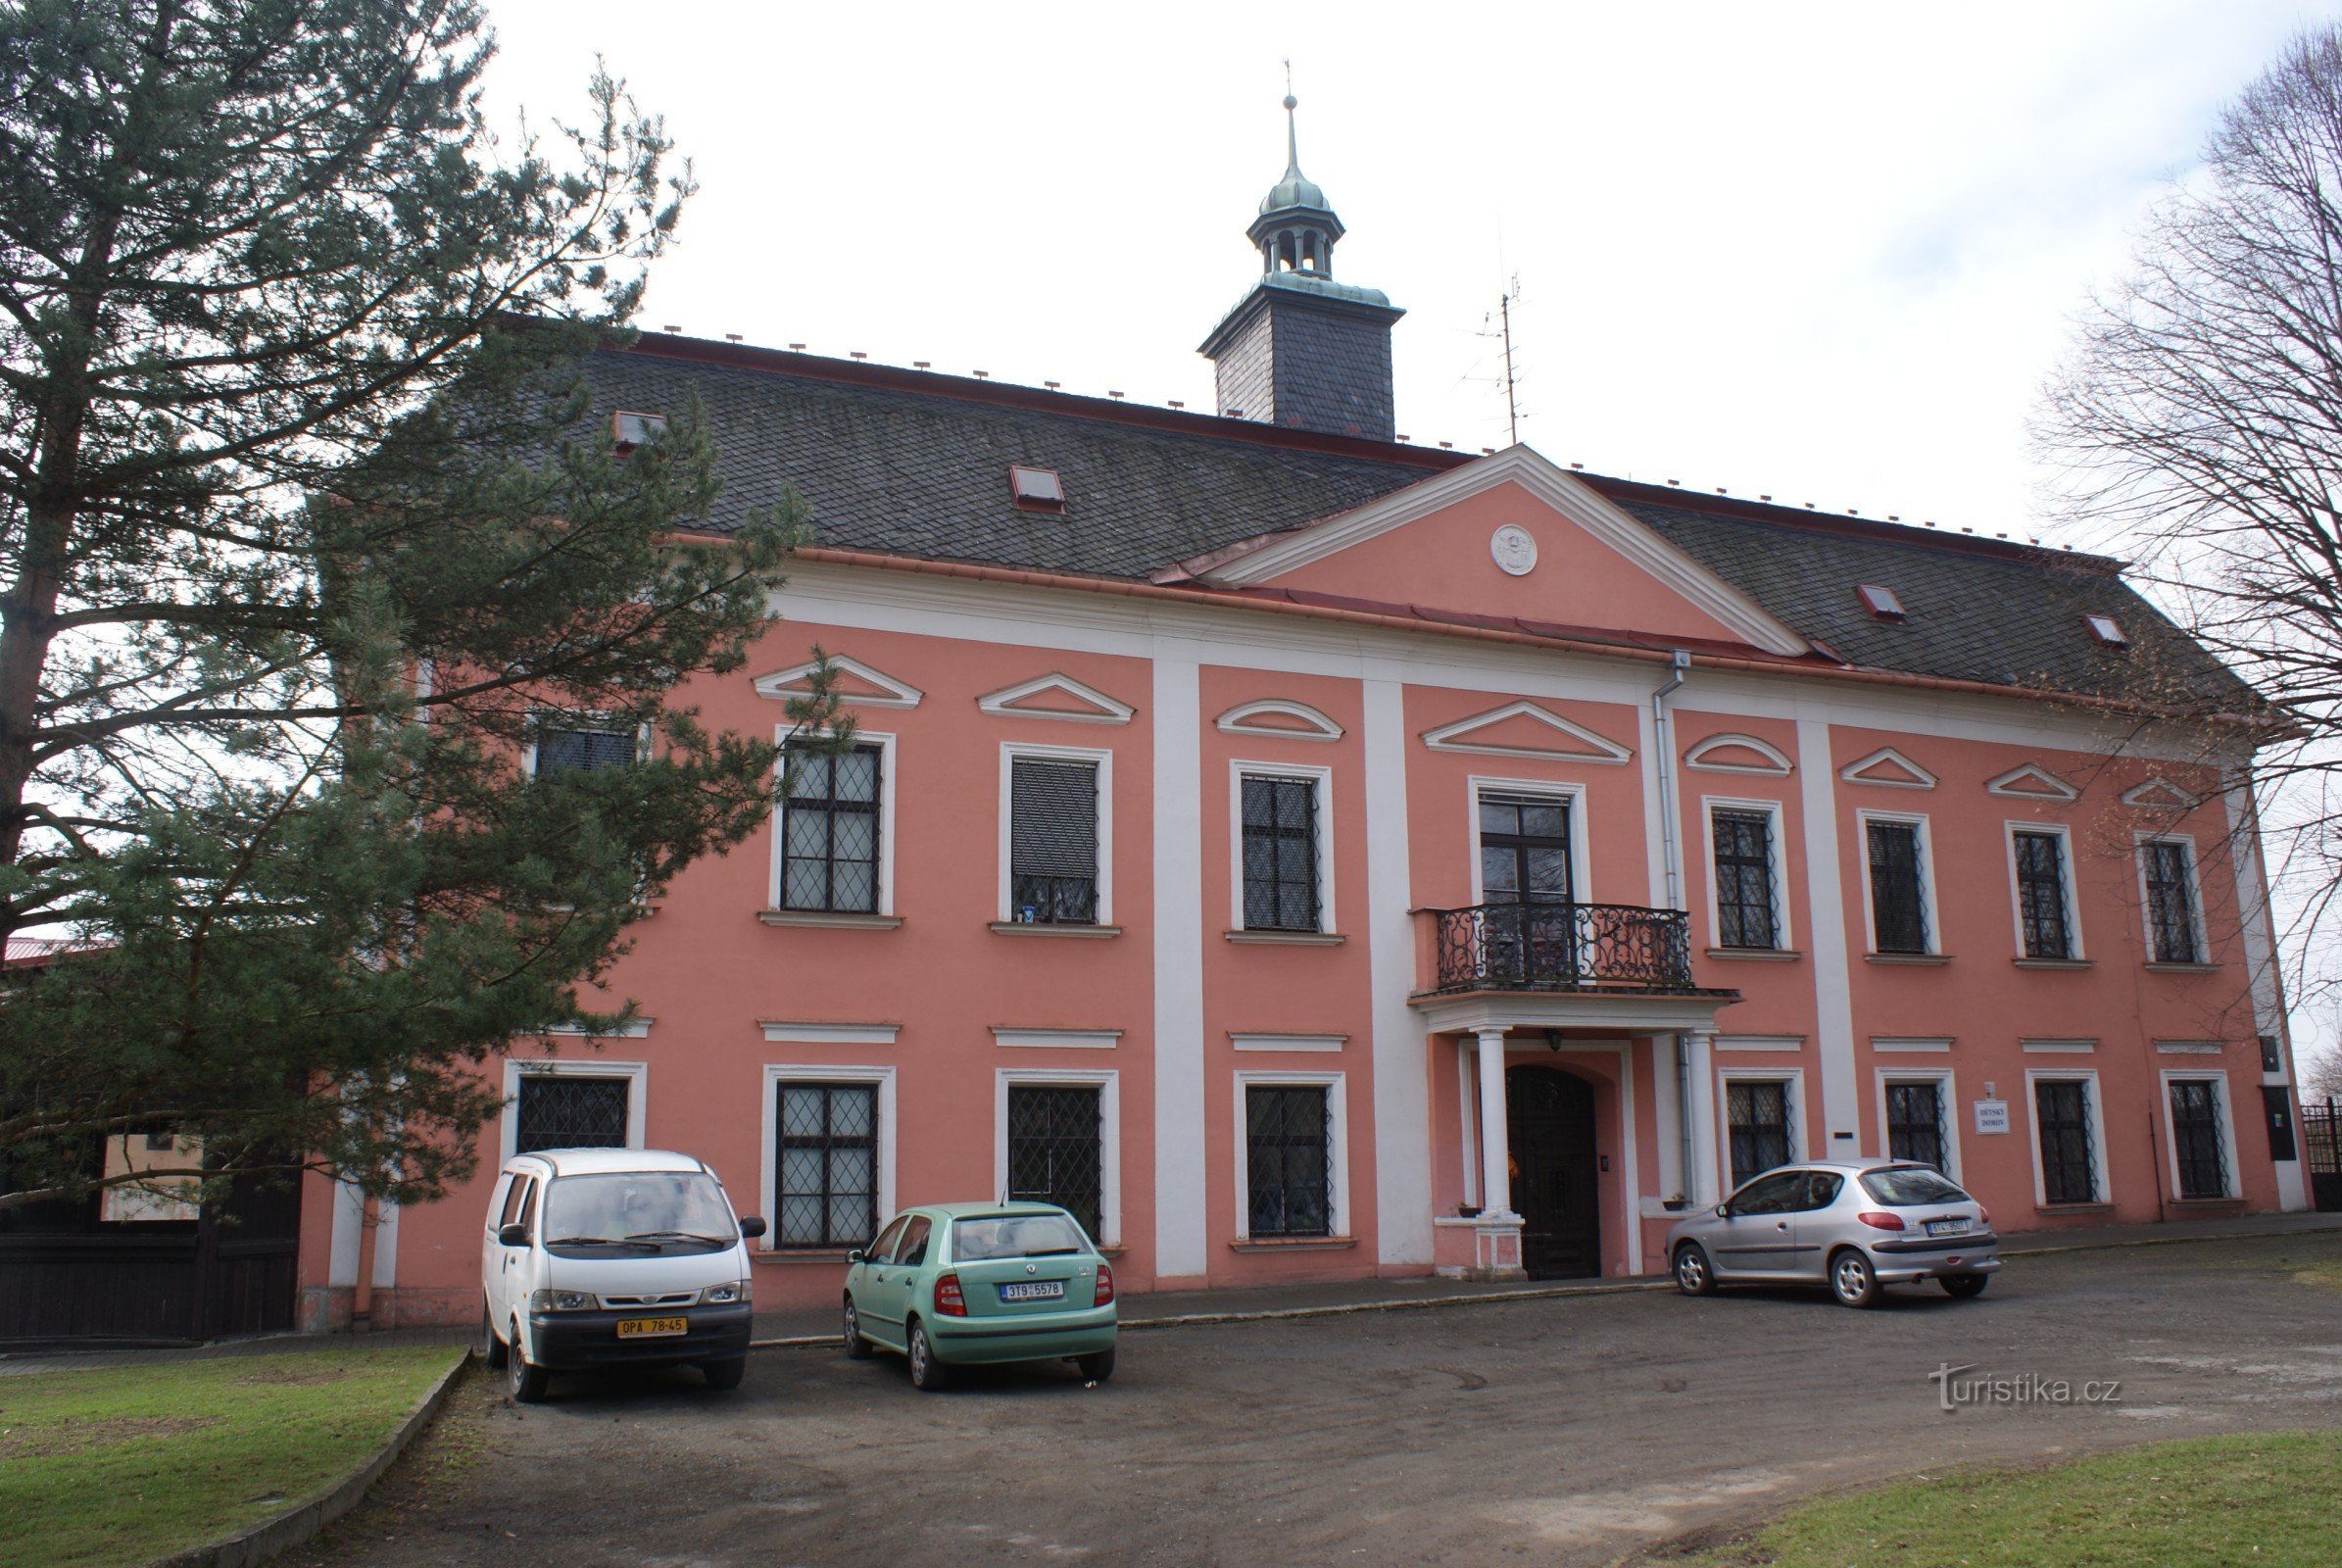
[998,1280,1065,1303]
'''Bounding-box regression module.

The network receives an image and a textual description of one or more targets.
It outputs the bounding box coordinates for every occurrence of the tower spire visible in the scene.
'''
[1283,60,1301,178]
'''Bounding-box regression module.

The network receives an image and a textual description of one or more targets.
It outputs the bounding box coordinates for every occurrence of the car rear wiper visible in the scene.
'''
[1023,1246,1083,1256]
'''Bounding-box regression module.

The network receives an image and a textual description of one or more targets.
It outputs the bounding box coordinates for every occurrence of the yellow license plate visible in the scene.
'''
[615,1316,688,1339]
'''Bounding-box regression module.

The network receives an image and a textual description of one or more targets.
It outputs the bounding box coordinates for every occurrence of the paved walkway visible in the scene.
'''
[8,1206,2336,1375]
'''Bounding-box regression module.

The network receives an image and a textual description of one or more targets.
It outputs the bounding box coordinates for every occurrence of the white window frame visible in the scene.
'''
[1715,1067,1807,1191]
[994,1068,1121,1248]
[1873,1067,1963,1180]
[1701,795,1792,952]
[2024,1068,2111,1207]
[522,712,649,779]
[1228,760,1337,933]
[2132,830,2210,963]
[1466,777,1591,904]
[772,728,898,916]
[1854,808,1941,956]
[759,1064,897,1253]
[500,1059,648,1165]
[1232,1070,1350,1242]
[2158,1069,2241,1201]
[999,741,1114,924]
[2003,819,2084,960]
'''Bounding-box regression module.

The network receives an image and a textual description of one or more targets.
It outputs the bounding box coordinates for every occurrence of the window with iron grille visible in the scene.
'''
[2169,1079,2230,1200]
[1726,1080,1792,1189]
[1245,1086,1333,1238]
[1241,775,1320,931]
[1009,757,1099,924]
[1005,1085,1104,1242]
[2034,1079,2098,1203]
[512,1076,630,1154]
[1884,1080,1947,1171]
[775,1083,878,1249]
[2141,840,2201,963]
[781,744,883,912]
[2013,830,2073,959]
[535,723,637,777]
[1866,820,1929,954]
[1711,809,1779,950]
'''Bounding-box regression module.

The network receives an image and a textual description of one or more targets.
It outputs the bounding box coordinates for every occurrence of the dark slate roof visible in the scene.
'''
[583,338,2252,710]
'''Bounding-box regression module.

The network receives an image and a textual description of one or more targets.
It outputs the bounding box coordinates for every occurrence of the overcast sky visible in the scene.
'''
[479,0,2341,548]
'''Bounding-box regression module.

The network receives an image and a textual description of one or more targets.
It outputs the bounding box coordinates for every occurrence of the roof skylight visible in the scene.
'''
[2083,614,2128,648]
[1008,465,1066,511]
[611,411,666,454]
[1855,583,1906,620]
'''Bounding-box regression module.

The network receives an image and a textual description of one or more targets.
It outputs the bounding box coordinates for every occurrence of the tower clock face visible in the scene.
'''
[1490,523,1538,576]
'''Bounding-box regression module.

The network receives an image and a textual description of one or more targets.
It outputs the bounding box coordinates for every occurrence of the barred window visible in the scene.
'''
[781,744,882,912]
[2035,1079,2098,1203]
[1009,758,1099,924]
[1712,809,1779,950]
[1726,1080,1792,1190]
[1245,1086,1333,1238]
[1005,1085,1104,1242]
[2014,831,2072,959]
[1241,775,1321,931]
[513,1076,629,1154]
[1884,1080,1947,1171]
[2169,1079,2230,1200]
[1866,820,1929,955]
[776,1083,878,1249]
[535,723,636,777]
[2142,840,2201,963]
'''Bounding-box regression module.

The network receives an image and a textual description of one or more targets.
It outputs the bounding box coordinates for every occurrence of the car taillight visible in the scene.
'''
[1093,1261,1114,1307]
[1977,1206,1990,1228]
[935,1273,967,1317]
[1856,1211,1906,1231]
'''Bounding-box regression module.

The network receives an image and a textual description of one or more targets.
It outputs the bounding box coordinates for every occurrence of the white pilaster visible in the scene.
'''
[1151,656,1209,1277]
[1364,677,1433,1263]
[1476,1028,1514,1217]
[2224,767,2307,1210]
[1795,717,1862,1155]
[1684,1029,1721,1206]
[1653,1032,1684,1201]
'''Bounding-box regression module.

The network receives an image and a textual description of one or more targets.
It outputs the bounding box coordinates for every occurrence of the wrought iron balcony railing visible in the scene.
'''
[1424,901,1698,994]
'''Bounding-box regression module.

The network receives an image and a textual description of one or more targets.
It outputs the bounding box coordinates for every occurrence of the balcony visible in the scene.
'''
[1419,901,1705,995]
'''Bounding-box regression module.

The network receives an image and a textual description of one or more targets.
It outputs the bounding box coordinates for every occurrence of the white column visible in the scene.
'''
[1364,677,1433,1263]
[1476,1028,1514,1217]
[1795,717,1862,1155]
[1683,1029,1720,1206]
[1151,656,1208,1279]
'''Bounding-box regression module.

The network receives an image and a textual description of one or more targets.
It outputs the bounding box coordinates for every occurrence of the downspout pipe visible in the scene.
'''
[1651,650,1693,1202]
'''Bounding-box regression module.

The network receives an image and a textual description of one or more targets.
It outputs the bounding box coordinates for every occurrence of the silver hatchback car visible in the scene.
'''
[1666,1159,1999,1307]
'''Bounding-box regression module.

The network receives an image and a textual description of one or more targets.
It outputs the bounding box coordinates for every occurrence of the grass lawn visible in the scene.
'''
[2293,1256,2342,1290]
[0,1346,464,1568]
[1674,1430,2342,1567]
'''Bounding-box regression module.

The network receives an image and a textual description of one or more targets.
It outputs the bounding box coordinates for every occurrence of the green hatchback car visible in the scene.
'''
[842,1201,1117,1391]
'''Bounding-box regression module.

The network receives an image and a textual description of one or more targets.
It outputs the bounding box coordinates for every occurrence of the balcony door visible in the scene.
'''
[1480,794,1575,983]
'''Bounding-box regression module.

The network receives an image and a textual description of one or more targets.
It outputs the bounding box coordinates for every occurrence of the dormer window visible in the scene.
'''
[611,411,666,454]
[1855,584,1906,621]
[2083,614,2128,649]
[1009,466,1065,512]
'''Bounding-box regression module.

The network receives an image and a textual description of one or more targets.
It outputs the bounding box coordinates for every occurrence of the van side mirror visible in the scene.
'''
[498,1222,529,1247]
[845,1249,865,1265]
[738,1215,766,1240]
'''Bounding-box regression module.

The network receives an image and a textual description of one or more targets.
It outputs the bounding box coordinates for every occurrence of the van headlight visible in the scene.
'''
[530,1289,598,1312]
[700,1279,752,1305]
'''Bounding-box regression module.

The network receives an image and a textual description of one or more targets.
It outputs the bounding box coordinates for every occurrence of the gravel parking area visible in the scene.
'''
[304,1230,2342,1567]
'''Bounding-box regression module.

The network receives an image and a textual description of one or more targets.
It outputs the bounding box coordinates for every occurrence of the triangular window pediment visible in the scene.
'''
[976,672,1136,725]
[2122,778,2198,809]
[1420,701,1633,765]
[1838,747,1937,791]
[1986,763,2079,802]
[753,654,924,710]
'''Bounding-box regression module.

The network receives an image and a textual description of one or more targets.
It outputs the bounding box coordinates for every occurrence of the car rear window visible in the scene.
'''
[1859,1167,1969,1206]
[951,1214,1089,1261]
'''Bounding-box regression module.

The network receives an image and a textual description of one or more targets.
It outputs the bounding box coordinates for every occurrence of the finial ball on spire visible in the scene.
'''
[1284,93,1297,111]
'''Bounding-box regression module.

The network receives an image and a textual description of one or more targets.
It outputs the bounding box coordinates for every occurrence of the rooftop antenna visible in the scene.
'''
[1499,274,1523,447]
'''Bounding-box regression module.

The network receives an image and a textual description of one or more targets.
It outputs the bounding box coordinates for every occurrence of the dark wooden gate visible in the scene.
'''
[2304,1098,2342,1214]
[1507,1065,1602,1280]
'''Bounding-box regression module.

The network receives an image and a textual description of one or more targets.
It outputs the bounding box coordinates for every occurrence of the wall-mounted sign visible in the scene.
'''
[1973,1099,2010,1136]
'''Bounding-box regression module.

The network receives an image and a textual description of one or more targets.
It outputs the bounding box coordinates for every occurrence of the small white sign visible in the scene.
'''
[1973,1099,2010,1135]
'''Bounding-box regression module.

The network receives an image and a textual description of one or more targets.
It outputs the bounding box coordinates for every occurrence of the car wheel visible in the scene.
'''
[507,1319,551,1402]
[1076,1347,1116,1383]
[843,1296,874,1359]
[1830,1250,1881,1309]
[479,1301,509,1369]
[907,1319,949,1392]
[1673,1243,1718,1297]
[701,1356,747,1391]
[1941,1272,1989,1299]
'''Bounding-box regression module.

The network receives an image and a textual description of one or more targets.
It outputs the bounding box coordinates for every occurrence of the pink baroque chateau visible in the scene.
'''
[302,104,2308,1329]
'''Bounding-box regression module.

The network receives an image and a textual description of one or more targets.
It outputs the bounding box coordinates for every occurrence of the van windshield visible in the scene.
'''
[543,1171,737,1253]
[951,1214,1090,1261]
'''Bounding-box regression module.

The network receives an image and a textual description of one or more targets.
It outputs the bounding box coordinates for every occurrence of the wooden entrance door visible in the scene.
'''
[1506,1065,1601,1279]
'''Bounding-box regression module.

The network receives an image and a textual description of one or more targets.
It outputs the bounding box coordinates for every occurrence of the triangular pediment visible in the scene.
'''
[2122,778,2199,809]
[1420,701,1634,765]
[1986,763,2079,802]
[1683,732,1794,776]
[1838,747,1937,790]
[753,653,924,710]
[1184,448,1810,659]
[1216,699,1344,742]
[976,672,1135,725]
